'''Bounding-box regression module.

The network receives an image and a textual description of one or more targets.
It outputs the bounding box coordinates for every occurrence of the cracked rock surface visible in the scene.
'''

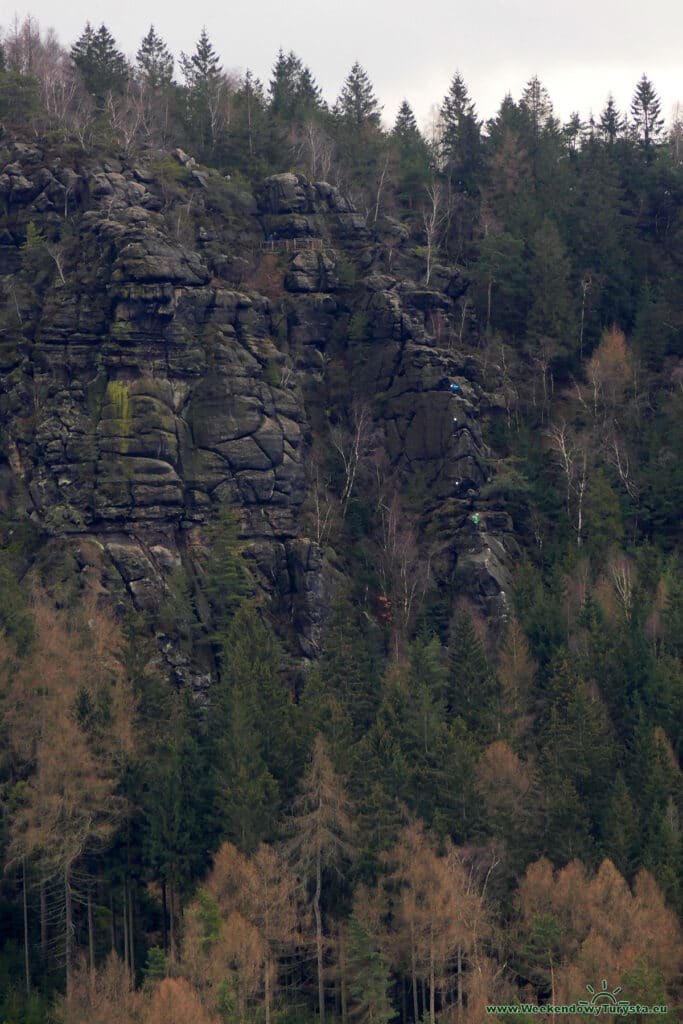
[0,144,517,674]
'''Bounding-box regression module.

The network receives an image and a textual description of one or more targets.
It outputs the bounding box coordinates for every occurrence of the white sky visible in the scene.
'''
[3,0,682,130]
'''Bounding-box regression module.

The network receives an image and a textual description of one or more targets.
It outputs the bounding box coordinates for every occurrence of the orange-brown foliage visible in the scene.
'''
[144,977,214,1024]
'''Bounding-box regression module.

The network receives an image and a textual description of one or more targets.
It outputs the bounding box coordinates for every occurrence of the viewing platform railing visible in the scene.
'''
[260,237,324,253]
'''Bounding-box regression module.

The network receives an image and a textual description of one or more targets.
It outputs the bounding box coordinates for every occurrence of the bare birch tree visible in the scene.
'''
[421,180,451,286]
[329,401,376,518]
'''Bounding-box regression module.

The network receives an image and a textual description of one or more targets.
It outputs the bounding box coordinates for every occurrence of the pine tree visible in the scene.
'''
[136,25,174,90]
[210,604,292,851]
[71,22,129,104]
[631,74,664,151]
[584,469,625,557]
[336,62,382,128]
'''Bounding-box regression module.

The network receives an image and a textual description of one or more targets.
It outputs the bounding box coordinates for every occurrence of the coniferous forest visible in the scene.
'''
[0,16,682,1024]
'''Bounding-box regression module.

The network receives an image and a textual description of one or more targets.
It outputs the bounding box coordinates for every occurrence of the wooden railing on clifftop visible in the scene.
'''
[260,237,323,253]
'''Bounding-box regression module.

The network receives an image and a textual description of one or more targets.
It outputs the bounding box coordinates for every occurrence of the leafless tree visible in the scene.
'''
[377,490,432,657]
[607,551,636,620]
[306,446,336,545]
[373,152,392,223]
[329,401,377,518]
[104,85,146,155]
[421,180,451,286]
[546,421,588,546]
[297,120,335,182]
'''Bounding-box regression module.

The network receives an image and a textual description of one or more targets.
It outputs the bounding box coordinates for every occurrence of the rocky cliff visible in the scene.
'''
[0,140,518,678]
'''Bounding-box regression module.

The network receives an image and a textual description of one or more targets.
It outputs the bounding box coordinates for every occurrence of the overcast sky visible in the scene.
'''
[4,0,682,130]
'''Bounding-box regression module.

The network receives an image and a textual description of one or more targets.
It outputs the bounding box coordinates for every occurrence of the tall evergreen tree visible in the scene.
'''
[136,25,174,90]
[71,22,128,104]
[269,49,323,121]
[519,75,555,145]
[526,217,574,358]
[230,70,273,176]
[630,74,664,152]
[446,610,499,741]
[335,62,382,128]
[179,27,224,154]
[345,909,393,1024]
[599,94,626,144]
[439,71,482,192]
[204,505,253,641]
[214,679,280,852]
[180,27,221,89]
[393,99,419,139]
[219,602,295,792]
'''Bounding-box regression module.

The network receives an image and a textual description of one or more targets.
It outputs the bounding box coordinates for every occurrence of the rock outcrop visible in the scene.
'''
[0,142,517,678]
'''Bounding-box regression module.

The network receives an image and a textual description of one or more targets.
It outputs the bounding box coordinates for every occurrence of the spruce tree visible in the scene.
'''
[563,111,585,154]
[393,99,419,139]
[204,505,253,642]
[214,680,280,852]
[269,49,323,120]
[231,71,272,176]
[179,27,223,154]
[446,609,499,741]
[180,27,221,88]
[219,602,296,794]
[631,74,664,152]
[346,911,393,1024]
[71,22,128,104]
[440,71,482,191]
[336,62,382,128]
[136,25,174,90]
[391,101,432,214]
[519,75,554,144]
[599,94,626,144]
[525,217,574,357]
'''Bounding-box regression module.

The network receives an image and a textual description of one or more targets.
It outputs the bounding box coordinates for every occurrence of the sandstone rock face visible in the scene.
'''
[0,141,517,677]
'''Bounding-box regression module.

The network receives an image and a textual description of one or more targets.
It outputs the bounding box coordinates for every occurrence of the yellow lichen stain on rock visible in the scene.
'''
[106,381,132,453]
